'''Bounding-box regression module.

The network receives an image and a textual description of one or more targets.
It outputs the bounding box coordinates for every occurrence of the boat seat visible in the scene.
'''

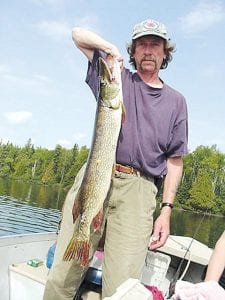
[9,261,48,300]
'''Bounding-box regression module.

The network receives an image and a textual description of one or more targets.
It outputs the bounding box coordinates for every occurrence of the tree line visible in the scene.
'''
[0,139,89,188]
[1,139,225,215]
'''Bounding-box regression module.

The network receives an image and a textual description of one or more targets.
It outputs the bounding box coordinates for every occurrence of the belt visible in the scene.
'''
[114,164,162,189]
[114,164,140,175]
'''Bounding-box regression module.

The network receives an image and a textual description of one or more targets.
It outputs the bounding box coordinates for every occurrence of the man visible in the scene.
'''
[43,18,188,300]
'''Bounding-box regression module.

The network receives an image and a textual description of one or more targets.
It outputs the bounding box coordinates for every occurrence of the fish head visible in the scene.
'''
[98,57,122,109]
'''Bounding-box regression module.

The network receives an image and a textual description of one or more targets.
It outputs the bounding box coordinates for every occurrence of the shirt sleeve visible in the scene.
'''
[166,98,188,157]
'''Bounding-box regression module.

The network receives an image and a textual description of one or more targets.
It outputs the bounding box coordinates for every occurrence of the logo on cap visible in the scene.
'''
[143,20,159,30]
[132,18,168,40]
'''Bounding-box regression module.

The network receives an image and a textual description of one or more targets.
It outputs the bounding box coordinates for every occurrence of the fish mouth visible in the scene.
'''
[98,57,113,82]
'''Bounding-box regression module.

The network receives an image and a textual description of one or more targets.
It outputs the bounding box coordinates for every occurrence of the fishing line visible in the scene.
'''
[167,209,208,299]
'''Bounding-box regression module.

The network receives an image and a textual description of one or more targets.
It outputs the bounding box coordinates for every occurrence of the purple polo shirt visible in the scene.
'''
[86,50,188,178]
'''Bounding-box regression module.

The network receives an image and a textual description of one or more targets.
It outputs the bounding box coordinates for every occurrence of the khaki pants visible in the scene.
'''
[43,166,157,300]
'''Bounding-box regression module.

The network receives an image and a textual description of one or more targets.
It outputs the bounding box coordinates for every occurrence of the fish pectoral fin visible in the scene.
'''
[92,209,103,232]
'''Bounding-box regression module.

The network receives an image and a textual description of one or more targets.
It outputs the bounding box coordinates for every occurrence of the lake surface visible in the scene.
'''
[0,178,67,210]
[0,196,61,236]
[0,178,66,237]
[0,178,224,248]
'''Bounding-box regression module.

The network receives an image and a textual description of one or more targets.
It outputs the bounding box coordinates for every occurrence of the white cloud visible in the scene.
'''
[72,132,86,142]
[180,1,225,35]
[57,139,72,148]
[1,71,53,88]
[36,20,71,39]
[4,111,33,125]
[0,64,53,86]
[75,15,99,30]
[33,74,53,84]
[57,130,89,148]
[57,132,87,148]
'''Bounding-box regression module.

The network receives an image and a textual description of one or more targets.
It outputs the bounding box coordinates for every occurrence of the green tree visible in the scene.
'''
[188,169,215,211]
[63,144,80,186]
[41,161,55,184]
[63,146,89,188]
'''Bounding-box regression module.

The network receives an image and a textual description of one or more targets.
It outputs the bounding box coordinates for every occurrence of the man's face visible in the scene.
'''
[133,35,166,74]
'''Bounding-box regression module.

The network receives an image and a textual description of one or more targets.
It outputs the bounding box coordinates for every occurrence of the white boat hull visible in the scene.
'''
[0,232,57,300]
[0,233,213,300]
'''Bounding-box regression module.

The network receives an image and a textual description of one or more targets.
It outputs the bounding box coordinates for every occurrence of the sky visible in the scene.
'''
[0,0,225,153]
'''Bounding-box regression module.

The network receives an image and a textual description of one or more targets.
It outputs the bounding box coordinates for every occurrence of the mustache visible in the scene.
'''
[141,55,156,63]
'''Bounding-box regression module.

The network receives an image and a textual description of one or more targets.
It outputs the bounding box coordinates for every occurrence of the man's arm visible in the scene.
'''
[205,230,225,281]
[149,156,183,250]
[72,27,123,63]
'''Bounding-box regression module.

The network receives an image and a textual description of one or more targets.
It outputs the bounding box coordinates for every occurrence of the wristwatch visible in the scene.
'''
[160,202,174,209]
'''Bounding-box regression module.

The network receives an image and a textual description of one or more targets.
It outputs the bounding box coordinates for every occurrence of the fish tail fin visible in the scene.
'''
[92,209,103,232]
[63,234,90,267]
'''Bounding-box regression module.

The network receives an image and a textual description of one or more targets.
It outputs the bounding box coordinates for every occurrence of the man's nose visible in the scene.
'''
[144,45,152,54]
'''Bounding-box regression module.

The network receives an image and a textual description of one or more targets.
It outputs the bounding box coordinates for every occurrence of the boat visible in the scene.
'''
[0,232,57,300]
[0,232,213,300]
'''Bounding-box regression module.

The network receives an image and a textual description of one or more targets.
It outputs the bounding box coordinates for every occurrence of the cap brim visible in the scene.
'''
[132,32,167,40]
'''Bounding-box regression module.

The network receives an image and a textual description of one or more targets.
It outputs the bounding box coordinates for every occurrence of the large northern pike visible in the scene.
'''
[63,56,124,266]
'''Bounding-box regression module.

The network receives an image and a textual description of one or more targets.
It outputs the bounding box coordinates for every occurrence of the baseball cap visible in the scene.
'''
[132,19,168,40]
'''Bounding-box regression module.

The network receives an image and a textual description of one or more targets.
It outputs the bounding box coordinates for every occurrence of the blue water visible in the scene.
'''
[0,195,61,236]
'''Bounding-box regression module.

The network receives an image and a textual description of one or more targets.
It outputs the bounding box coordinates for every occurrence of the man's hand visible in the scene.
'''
[148,209,170,250]
[149,156,183,250]
[105,45,124,69]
